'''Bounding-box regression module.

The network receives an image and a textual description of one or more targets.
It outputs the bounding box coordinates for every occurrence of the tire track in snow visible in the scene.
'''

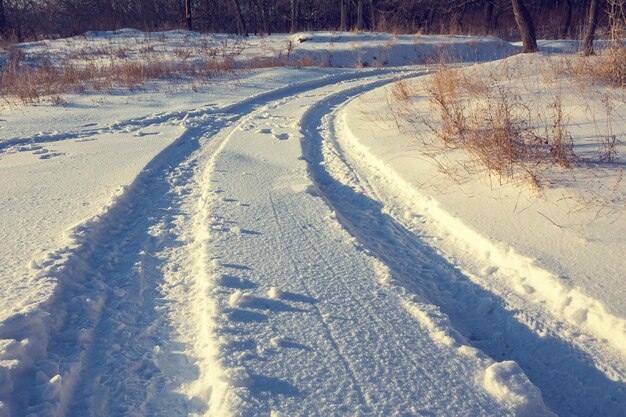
[0,69,410,417]
[299,81,626,417]
[199,73,538,416]
[267,193,369,408]
[273,192,450,390]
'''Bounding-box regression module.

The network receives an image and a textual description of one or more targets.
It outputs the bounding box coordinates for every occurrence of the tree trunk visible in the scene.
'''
[255,0,268,35]
[232,0,248,36]
[511,0,539,53]
[561,0,572,38]
[291,0,298,33]
[185,0,192,31]
[357,0,364,31]
[340,0,348,31]
[370,0,375,31]
[484,1,495,33]
[582,0,600,55]
[0,0,7,39]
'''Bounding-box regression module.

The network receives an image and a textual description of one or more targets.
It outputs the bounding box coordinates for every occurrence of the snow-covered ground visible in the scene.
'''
[0,30,624,416]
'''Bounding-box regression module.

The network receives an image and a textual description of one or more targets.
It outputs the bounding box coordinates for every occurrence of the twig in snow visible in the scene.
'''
[537,211,562,228]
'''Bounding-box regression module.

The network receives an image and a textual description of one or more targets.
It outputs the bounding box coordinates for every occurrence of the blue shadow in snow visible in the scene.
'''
[300,81,626,417]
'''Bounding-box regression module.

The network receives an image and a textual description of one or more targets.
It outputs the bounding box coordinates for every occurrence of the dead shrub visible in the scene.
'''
[545,94,576,167]
[416,63,577,185]
[294,54,323,67]
[390,78,414,103]
[425,64,467,146]
[569,45,626,88]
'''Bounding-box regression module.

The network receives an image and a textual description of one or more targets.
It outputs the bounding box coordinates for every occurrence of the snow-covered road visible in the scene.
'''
[1,66,625,417]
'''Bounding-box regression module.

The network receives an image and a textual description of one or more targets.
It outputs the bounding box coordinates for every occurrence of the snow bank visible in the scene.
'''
[338,66,626,361]
[287,32,520,67]
[6,29,520,73]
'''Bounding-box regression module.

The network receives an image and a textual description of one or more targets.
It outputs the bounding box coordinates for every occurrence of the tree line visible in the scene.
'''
[0,0,615,47]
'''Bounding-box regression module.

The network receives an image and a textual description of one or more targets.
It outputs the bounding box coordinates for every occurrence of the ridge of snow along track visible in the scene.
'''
[336,90,626,367]
[0,68,410,417]
[337,103,626,363]
[299,82,626,416]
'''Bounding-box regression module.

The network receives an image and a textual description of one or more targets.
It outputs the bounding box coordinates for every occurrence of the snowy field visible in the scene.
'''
[0,30,624,416]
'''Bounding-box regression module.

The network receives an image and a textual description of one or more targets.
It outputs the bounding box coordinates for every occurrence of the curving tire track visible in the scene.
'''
[0,69,409,417]
[299,81,626,417]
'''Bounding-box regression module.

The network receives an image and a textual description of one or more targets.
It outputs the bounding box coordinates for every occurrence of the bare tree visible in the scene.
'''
[340,0,348,31]
[356,0,364,30]
[232,0,248,36]
[291,0,298,32]
[185,0,192,30]
[0,0,6,39]
[511,0,538,52]
[582,0,601,55]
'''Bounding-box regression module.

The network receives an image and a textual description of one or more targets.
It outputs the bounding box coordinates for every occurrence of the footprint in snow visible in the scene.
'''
[34,149,65,159]
[32,148,49,155]
[231,226,260,235]
[216,274,257,290]
[274,133,289,140]
[256,128,272,135]
[270,337,311,351]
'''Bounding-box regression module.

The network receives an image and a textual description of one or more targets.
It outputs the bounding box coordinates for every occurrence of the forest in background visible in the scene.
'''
[0,0,612,43]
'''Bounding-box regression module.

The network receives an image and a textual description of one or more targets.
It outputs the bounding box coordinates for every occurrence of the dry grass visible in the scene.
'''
[0,49,240,105]
[0,33,351,105]
[388,55,625,192]
[567,45,626,88]
[0,35,267,105]
[391,62,586,187]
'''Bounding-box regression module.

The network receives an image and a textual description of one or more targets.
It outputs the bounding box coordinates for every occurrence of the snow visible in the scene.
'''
[483,361,554,417]
[0,29,624,416]
[341,53,626,339]
[335,53,626,415]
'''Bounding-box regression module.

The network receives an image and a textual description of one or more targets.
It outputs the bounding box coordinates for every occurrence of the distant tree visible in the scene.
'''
[0,0,6,39]
[357,0,364,30]
[0,0,602,44]
[232,0,248,36]
[561,0,573,38]
[511,0,538,52]
[291,0,298,32]
[582,0,601,55]
[340,0,348,31]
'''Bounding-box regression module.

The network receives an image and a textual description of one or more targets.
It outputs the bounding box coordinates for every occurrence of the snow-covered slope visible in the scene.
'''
[336,54,626,416]
[0,30,623,417]
[6,29,520,69]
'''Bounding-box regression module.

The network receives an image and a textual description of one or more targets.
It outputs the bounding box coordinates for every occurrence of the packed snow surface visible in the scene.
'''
[0,30,624,417]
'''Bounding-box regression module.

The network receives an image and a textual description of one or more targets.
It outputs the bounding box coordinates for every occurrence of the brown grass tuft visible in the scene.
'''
[403,62,581,186]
